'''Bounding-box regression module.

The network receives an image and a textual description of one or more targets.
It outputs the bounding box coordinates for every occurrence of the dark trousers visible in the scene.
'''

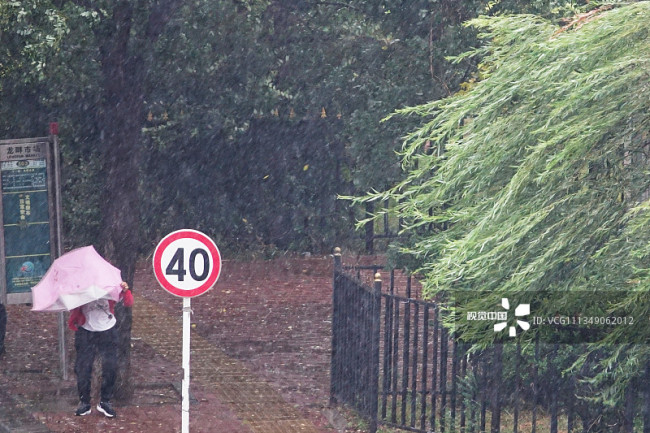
[74,327,118,404]
[0,304,6,351]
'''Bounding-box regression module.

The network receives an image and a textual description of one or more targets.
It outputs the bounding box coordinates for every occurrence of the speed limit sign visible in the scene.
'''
[153,229,222,433]
[153,229,222,298]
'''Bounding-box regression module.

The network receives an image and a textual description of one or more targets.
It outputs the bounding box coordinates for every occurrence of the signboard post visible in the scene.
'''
[0,132,66,378]
[153,229,222,433]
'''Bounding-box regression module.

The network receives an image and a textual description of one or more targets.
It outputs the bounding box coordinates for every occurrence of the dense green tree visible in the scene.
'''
[51,0,185,399]
[1,0,597,251]
[259,0,590,193]
[0,0,66,135]
[355,1,650,408]
[138,0,278,249]
[1,0,189,398]
[137,0,457,251]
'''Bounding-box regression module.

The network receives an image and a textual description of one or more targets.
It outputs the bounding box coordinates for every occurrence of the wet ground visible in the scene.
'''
[0,253,384,433]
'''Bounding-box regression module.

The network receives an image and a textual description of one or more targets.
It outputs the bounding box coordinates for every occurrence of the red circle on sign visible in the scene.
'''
[153,229,221,297]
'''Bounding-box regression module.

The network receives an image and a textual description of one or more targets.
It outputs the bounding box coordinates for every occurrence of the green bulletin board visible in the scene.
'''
[0,138,60,305]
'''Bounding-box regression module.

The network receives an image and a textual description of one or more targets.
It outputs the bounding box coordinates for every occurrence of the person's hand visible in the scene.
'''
[68,308,85,331]
[120,282,134,307]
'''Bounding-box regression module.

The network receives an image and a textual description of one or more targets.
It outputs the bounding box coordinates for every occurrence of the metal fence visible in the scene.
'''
[330,251,650,433]
[361,201,401,255]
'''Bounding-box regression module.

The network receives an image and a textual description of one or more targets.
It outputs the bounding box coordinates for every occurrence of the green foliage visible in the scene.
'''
[139,0,486,251]
[362,2,650,295]
[0,0,595,256]
[0,0,66,138]
[0,0,66,82]
[355,1,650,404]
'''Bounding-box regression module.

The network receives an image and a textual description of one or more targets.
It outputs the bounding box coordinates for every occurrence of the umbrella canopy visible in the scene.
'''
[31,246,123,312]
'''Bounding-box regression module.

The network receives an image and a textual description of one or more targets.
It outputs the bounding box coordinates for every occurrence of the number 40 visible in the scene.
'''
[165,248,210,281]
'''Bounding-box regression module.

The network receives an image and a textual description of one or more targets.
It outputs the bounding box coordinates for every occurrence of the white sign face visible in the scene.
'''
[153,229,221,298]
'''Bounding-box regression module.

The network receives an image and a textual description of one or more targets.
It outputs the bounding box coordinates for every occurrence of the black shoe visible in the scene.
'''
[97,401,116,418]
[75,402,91,416]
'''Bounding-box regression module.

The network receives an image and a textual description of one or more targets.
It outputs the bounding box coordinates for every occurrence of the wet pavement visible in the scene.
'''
[132,295,322,433]
[0,255,349,433]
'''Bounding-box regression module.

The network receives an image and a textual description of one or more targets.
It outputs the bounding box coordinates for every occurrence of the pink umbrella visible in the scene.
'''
[31,246,123,312]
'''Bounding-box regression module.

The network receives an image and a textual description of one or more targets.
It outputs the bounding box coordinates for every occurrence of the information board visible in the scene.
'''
[0,137,60,305]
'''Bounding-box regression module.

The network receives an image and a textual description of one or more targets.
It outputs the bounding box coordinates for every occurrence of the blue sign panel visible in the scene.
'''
[0,139,58,304]
[2,159,51,295]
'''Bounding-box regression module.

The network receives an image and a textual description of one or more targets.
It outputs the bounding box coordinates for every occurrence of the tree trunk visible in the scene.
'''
[94,0,184,401]
[96,1,142,401]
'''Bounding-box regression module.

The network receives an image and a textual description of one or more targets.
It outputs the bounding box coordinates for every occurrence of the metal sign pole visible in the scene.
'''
[153,230,222,433]
[182,297,191,433]
[51,128,67,380]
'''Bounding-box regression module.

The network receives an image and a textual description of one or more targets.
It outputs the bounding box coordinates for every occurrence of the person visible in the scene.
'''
[0,302,6,357]
[68,282,133,418]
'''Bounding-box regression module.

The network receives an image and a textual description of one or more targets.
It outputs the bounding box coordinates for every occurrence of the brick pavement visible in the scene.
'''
[0,254,353,433]
[132,294,323,433]
[0,387,51,433]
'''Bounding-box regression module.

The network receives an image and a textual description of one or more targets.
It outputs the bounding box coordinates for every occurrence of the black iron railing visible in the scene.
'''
[330,249,650,433]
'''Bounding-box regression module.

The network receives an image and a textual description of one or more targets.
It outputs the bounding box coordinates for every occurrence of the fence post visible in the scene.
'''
[624,381,634,433]
[513,342,521,433]
[549,344,559,433]
[643,362,650,433]
[490,344,503,433]
[369,272,382,433]
[330,247,342,405]
[365,202,375,254]
[532,337,539,433]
